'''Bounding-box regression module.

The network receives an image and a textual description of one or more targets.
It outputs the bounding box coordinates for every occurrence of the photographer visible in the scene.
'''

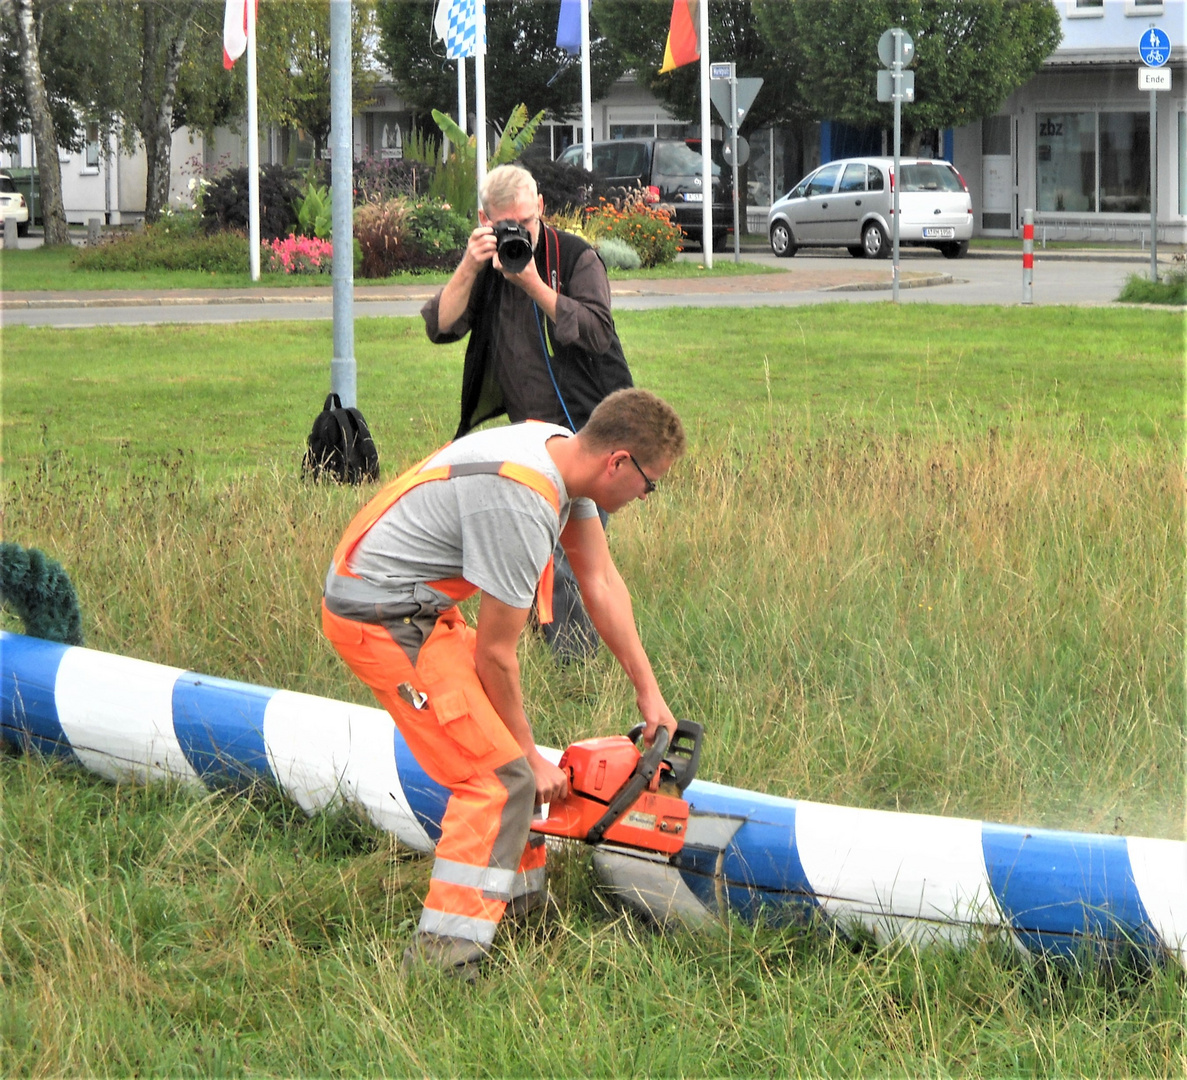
[422,164,634,662]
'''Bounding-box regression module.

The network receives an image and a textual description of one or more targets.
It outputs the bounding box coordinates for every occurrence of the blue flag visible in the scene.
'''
[556,0,581,55]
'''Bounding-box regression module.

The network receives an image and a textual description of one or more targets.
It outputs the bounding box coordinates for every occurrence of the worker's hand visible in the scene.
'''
[636,692,678,748]
[529,750,569,806]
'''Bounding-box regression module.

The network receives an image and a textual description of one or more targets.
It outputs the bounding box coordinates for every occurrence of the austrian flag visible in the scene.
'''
[223,0,258,70]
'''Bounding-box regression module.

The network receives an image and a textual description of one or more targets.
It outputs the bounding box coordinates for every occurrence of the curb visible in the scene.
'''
[826,273,953,292]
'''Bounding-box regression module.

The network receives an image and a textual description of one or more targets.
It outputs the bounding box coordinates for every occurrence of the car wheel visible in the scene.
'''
[940,240,969,259]
[847,245,865,259]
[862,221,889,259]
[712,231,730,252]
[769,221,796,258]
[16,220,28,238]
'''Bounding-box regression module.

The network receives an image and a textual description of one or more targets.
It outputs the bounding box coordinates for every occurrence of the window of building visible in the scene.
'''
[1179,111,1186,216]
[1124,0,1163,14]
[85,121,100,169]
[1067,0,1104,16]
[1036,111,1150,214]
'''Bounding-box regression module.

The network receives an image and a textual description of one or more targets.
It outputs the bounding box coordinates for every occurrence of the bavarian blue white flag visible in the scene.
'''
[434,0,482,60]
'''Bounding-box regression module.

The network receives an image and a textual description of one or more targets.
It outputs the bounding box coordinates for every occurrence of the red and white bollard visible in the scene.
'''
[1022,208,1034,305]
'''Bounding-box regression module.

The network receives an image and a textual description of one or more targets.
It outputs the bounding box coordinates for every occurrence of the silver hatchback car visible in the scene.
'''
[767,156,973,259]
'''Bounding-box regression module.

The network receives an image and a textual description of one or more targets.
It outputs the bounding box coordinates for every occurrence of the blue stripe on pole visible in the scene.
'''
[393,733,449,842]
[982,823,1160,959]
[172,672,273,786]
[0,632,71,757]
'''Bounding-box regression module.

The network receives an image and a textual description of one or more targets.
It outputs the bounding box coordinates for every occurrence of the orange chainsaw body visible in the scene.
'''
[530,734,691,855]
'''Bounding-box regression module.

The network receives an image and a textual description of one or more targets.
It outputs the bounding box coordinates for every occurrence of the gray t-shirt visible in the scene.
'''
[347,423,599,610]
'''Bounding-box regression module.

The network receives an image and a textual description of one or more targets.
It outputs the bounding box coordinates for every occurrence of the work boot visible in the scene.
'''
[401,932,487,982]
[505,888,549,922]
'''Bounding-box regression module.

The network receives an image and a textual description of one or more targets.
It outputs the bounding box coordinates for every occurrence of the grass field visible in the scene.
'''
[2,305,1184,1075]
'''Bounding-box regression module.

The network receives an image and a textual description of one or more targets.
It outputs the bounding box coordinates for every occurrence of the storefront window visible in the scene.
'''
[1099,111,1149,212]
[1037,112,1095,211]
[1037,111,1152,214]
[1179,111,1186,216]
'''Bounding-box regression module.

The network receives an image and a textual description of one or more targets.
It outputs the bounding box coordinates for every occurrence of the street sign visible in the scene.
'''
[878,28,915,68]
[1139,67,1172,90]
[1138,27,1170,67]
[710,62,734,80]
[722,137,749,167]
[709,77,764,128]
[877,69,915,102]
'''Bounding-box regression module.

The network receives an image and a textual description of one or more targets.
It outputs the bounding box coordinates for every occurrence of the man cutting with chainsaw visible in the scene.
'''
[322,388,684,977]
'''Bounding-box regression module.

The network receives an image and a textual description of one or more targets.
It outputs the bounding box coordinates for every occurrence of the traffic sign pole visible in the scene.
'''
[730,73,740,262]
[1138,26,1170,283]
[1150,86,1157,281]
[892,28,903,303]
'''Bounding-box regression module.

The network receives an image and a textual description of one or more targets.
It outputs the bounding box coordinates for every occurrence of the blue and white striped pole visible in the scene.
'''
[3,631,1184,968]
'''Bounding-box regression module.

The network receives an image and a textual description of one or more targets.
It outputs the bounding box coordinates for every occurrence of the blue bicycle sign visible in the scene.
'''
[1139,27,1170,67]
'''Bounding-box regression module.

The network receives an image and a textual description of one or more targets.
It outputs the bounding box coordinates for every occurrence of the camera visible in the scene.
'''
[493,221,534,274]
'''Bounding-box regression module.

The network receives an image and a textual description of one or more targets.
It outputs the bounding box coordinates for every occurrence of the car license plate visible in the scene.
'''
[682,192,703,202]
[922,227,955,239]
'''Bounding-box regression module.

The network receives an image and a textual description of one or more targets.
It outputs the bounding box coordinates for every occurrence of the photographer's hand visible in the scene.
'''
[500,251,558,321]
[436,225,496,333]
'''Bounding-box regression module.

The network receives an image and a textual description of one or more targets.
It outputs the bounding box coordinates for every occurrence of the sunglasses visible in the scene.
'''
[627,452,658,494]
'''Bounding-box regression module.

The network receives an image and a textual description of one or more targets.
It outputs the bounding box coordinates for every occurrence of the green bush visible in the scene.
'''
[596,236,641,271]
[1118,265,1187,305]
[353,196,470,278]
[201,164,301,241]
[74,224,250,273]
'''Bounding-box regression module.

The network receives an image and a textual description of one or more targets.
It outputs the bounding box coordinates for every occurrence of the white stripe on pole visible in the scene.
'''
[245,0,260,280]
[699,0,711,268]
[580,0,592,170]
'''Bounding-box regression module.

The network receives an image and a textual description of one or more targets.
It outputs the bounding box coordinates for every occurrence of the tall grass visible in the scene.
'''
[2,307,1184,1074]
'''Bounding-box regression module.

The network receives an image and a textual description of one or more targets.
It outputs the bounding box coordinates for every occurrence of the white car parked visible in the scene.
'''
[0,172,30,237]
[767,156,973,259]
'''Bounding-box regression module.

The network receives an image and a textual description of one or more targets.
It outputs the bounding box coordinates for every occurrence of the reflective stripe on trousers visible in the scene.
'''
[322,602,547,950]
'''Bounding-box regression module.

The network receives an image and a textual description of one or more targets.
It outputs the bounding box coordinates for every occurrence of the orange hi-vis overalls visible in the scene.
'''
[322,447,559,954]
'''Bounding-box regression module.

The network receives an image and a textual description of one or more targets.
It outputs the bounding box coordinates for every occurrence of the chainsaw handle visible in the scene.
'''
[628,719,703,794]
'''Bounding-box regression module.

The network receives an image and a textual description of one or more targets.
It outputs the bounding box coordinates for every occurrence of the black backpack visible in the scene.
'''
[302,393,380,484]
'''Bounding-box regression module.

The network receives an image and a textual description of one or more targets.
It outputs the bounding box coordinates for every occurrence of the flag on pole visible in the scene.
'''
[223,0,256,69]
[556,0,581,54]
[434,0,482,60]
[659,0,699,73]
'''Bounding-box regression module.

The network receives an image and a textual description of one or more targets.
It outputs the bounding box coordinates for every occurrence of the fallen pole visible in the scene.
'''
[3,631,1183,968]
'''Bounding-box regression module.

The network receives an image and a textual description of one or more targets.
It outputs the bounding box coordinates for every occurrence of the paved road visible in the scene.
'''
[0,246,1166,328]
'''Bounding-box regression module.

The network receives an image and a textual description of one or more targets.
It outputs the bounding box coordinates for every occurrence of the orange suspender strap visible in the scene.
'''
[330,449,561,622]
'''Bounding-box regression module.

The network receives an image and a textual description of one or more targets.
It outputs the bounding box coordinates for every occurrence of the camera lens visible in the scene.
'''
[494,222,533,274]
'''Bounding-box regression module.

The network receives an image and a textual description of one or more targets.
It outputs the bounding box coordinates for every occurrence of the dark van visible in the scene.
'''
[556,137,732,251]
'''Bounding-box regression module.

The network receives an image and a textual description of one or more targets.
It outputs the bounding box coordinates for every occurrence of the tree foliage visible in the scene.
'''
[253,0,380,163]
[597,0,803,136]
[374,0,627,130]
[753,0,1063,135]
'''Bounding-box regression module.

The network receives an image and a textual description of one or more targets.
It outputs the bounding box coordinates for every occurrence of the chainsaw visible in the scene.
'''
[530,720,703,856]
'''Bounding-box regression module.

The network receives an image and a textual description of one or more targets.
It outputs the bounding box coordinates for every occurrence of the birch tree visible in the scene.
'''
[1,0,70,244]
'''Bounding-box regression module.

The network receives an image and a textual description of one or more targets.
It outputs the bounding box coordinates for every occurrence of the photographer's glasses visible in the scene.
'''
[627,453,658,495]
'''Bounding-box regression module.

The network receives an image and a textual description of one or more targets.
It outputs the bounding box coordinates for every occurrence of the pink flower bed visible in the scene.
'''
[265,234,334,274]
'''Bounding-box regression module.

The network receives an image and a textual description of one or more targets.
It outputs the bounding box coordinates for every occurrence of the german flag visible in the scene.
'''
[659,0,699,73]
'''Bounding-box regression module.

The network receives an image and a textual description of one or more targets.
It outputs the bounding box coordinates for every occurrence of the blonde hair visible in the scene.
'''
[581,389,686,466]
[480,165,538,216]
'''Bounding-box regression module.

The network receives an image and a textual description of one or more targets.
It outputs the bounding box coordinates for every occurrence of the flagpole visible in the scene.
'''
[457,58,467,135]
[474,0,487,193]
[246,0,260,280]
[580,0,592,169]
[699,0,711,269]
